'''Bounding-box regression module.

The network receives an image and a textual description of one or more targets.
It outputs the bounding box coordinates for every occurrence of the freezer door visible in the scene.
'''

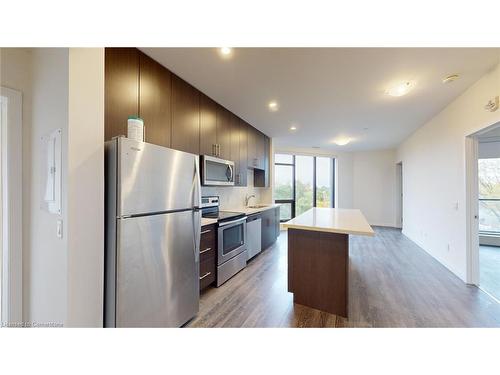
[117,137,201,216]
[115,209,200,327]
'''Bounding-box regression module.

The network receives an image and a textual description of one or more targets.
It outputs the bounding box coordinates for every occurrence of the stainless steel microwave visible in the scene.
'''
[200,155,235,186]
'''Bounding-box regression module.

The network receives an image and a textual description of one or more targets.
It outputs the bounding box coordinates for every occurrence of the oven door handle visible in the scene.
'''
[218,217,247,227]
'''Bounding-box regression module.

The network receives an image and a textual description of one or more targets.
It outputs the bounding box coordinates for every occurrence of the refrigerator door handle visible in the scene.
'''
[193,210,201,263]
[193,157,202,209]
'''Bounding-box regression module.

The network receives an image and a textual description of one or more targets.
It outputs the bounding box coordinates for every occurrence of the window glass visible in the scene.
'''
[274,165,293,200]
[478,158,500,233]
[279,203,292,221]
[295,155,314,216]
[316,157,333,208]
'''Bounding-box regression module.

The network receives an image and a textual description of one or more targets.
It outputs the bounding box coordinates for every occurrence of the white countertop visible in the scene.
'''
[282,207,374,236]
[222,204,280,216]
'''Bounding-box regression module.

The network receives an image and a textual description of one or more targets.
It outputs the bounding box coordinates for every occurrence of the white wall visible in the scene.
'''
[28,48,69,326]
[275,146,398,226]
[397,63,500,282]
[66,48,104,327]
[352,149,397,227]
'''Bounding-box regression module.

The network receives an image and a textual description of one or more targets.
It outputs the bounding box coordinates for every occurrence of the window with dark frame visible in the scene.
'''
[478,157,500,235]
[274,153,336,222]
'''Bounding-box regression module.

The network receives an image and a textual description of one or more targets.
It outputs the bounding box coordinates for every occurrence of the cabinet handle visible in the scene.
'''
[200,247,212,254]
[201,229,211,235]
[200,272,211,280]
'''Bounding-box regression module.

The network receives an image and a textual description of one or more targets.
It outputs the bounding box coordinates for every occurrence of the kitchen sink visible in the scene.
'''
[248,204,270,209]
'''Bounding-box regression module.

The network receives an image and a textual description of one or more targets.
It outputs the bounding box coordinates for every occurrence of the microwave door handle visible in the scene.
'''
[228,164,234,182]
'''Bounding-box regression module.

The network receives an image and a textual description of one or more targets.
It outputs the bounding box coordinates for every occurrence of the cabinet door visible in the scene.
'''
[216,105,232,160]
[171,75,200,155]
[247,123,258,169]
[238,119,248,186]
[274,207,280,240]
[261,209,274,250]
[200,94,217,156]
[139,52,171,148]
[264,135,270,187]
[230,113,241,183]
[105,48,139,141]
[256,131,266,170]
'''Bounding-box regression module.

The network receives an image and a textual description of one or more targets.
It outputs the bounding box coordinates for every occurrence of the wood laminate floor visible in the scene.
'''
[480,245,500,301]
[187,227,500,328]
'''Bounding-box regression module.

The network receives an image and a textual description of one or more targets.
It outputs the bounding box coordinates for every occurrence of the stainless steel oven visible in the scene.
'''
[201,155,235,186]
[217,216,247,265]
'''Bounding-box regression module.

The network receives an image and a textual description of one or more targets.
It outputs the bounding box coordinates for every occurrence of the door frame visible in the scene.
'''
[465,120,500,286]
[395,162,403,229]
[0,86,23,325]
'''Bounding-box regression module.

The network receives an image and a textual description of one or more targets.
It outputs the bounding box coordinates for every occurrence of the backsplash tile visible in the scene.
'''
[201,169,272,209]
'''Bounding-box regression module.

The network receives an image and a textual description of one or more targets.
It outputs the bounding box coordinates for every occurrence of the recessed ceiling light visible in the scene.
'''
[442,74,460,84]
[290,125,297,131]
[386,81,416,97]
[219,47,232,57]
[268,101,279,111]
[334,137,351,146]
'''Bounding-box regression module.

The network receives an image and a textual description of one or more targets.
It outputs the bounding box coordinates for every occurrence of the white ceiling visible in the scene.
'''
[140,48,500,151]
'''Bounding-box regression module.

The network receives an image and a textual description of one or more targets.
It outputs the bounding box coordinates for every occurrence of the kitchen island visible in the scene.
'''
[282,208,374,318]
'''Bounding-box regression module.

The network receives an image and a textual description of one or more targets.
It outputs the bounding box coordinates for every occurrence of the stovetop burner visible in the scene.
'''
[201,195,245,223]
[202,210,245,222]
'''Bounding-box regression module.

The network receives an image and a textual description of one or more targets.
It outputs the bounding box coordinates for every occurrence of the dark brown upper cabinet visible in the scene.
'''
[105,48,139,141]
[246,123,257,168]
[230,113,242,185]
[171,75,200,155]
[247,125,265,170]
[256,130,266,170]
[199,94,218,156]
[216,105,232,160]
[139,52,171,148]
[238,119,248,186]
[264,135,270,186]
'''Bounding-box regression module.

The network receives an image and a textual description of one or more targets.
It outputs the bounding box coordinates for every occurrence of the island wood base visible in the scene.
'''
[287,228,348,318]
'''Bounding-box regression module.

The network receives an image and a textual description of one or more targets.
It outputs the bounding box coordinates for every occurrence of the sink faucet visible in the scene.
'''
[245,194,256,207]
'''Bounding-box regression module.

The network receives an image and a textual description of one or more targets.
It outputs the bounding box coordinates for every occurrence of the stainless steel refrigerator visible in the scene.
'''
[105,137,201,327]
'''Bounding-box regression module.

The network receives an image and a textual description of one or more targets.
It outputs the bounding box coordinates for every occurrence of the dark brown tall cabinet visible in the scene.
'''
[229,114,248,186]
[139,52,171,147]
[216,105,232,160]
[237,120,248,186]
[199,94,218,156]
[105,48,139,141]
[171,75,200,155]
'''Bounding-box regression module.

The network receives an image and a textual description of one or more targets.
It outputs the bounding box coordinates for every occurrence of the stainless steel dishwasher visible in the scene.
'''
[246,214,262,260]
